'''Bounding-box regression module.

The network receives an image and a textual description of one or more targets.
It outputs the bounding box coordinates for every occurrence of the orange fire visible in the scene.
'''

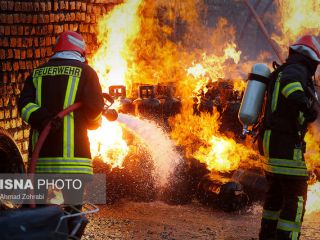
[88,0,143,167]
[89,0,143,93]
[87,0,320,212]
[304,124,320,171]
[170,24,259,173]
[187,43,242,93]
[304,124,320,213]
[88,118,129,168]
[271,0,320,213]
[272,0,320,54]
[194,135,250,172]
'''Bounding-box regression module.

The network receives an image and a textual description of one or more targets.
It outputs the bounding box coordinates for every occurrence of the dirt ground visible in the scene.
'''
[83,201,320,240]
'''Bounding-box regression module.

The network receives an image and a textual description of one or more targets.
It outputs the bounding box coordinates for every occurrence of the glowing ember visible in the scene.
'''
[88,118,129,168]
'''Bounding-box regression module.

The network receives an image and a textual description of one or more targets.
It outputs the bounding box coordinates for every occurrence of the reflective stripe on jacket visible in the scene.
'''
[19,59,104,174]
[263,61,311,177]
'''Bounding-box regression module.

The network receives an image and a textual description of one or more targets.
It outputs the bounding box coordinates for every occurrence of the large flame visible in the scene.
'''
[170,30,258,173]
[305,124,320,213]
[88,118,129,168]
[194,135,248,172]
[272,0,320,52]
[86,0,320,212]
[272,0,320,213]
[305,124,320,170]
[187,43,242,93]
[90,0,143,93]
[88,0,143,167]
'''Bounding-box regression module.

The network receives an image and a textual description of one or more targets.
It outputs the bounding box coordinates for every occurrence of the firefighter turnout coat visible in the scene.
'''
[262,53,317,178]
[18,58,104,174]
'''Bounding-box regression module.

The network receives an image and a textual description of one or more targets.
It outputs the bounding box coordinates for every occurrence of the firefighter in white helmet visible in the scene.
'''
[259,35,320,239]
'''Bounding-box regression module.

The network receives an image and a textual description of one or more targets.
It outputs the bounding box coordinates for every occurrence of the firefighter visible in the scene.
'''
[259,35,320,240]
[18,31,104,209]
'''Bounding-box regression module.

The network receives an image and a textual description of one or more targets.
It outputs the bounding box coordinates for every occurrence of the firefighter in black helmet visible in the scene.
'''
[259,35,320,240]
[18,31,104,208]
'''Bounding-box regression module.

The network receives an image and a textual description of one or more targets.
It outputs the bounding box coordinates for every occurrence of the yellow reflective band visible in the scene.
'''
[264,164,308,176]
[37,157,92,166]
[281,82,303,98]
[293,148,303,161]
[266,158,306,168]
[291,232,299,240]
[34,76,43,106]
[263,130,271,158]
[33,66,82,78]
[33,76,37,88]
[21,103,40,123]
[63,75,80,158]
[37,77,42,106]
[295,196,304,224]
[297,111,305,126]
[277,219,301,234]
[35,166,93,174]
[262,209,280,220]
[271,73,281,112]
[32,130,39,151]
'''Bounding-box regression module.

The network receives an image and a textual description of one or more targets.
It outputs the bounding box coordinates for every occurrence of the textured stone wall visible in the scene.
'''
[0,0,122,161]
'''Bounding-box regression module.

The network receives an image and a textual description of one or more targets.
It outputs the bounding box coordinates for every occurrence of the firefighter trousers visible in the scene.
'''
[259,173,308,240]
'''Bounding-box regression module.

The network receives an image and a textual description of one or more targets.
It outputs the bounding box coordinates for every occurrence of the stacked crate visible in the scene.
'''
[0,0,122,161]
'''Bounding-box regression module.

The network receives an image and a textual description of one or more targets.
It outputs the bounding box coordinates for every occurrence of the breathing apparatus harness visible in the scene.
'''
[257,60,317,155]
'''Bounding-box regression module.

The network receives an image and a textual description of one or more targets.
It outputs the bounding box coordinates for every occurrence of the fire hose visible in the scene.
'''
[28,94,118,208]
[29,102,83,176]
[28,102,82,208]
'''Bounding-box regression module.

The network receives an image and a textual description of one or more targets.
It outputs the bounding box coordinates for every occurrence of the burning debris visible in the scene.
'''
[84,0,320,214]
[1,0,320,239]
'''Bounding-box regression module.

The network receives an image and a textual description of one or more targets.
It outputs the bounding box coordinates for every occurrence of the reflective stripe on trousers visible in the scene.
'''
[277,196,304,240]
[36,157,92,174]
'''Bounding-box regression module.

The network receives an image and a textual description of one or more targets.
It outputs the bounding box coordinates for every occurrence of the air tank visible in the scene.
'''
[109,85,134,114]
[238,63,271,137]
[133,85,161,120]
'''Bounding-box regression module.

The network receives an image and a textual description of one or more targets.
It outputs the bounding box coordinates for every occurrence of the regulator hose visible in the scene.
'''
[29,102,82,208]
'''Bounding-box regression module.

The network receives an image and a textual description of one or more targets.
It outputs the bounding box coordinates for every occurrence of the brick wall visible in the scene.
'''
[0,0,122,161]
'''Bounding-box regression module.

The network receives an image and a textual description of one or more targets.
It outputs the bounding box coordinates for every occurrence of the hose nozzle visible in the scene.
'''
[104,109,118,121]
[241,126,251,139]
